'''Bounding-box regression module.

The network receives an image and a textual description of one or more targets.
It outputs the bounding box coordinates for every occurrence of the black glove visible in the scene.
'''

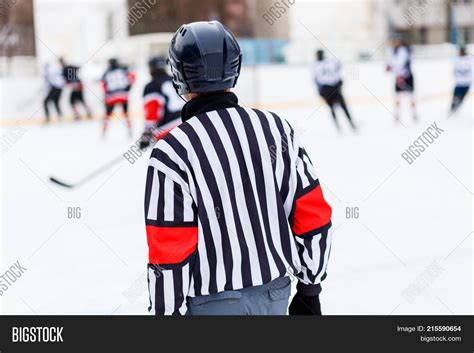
[289,283,322,315]
[139,136,151,150]
[138,130,154,150]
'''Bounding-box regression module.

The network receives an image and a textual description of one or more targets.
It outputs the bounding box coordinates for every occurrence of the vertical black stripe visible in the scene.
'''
[276,204,296,273]
[200,112,253,288]
[289,161,303,226]
[144,166,154,220]
[154,270,165,315]
[172,267,184,315]
[174,182,184,223]
[318,240,332,282]
[194,186,218,293]
[220,109,272,283]
[295,239,306,278]
[316,229,328,278]
[179,122,234,291]
[299,148,314,183]
[193,252,203,296]
[287,120,295,150]
[302,148,314,165]
[271,112,292,205]
[157,171,165,221]
[192,202,198,224]
[304,238,313,260]
[147,267,152,313]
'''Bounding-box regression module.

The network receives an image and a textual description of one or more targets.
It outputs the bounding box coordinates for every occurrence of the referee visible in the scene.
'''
[144,21,333,315]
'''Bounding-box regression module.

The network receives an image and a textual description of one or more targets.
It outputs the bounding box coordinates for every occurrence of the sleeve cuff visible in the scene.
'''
[297,282,322,297]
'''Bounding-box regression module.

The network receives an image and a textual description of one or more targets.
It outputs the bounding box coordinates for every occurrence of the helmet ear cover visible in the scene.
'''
[232,53,243,88]
[169,54,191,95]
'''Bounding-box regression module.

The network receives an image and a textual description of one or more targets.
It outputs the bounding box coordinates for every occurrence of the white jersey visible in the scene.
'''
[44,62,65,89]
[388,45,412,78]
[312,59,342,87]
[454,55,472,87]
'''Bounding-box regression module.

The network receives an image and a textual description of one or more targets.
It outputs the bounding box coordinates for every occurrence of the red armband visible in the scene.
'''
[146,225,198,264]
[292,184,332,236]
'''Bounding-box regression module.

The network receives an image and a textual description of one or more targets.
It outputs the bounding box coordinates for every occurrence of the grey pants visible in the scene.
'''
[187,277,291,315]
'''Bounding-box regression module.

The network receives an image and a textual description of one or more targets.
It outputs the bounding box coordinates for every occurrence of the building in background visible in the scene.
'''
[385,0,474,45]
[126,0,290,64]
[286,0,386,62]
[127,0,254,37]
[0,0,36,56]
[1,0,129,76]
[0,0,36,75]
[1,0,473,76]
[33,0,129,64]
[286,0,474,63]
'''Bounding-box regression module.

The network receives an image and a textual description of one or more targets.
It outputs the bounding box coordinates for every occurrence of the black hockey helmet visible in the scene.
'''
[148,55,167,71]
[390,33,403,46]
[168,20,242,95]
[108,58,119,69]
[316,49,324,61]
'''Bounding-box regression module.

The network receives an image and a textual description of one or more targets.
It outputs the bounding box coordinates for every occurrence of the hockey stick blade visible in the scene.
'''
[48,154,124,189]
[49,176,75,189]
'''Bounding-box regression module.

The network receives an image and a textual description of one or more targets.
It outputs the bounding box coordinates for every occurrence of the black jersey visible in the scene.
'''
[63,65,83,91]
[143,75,184,126]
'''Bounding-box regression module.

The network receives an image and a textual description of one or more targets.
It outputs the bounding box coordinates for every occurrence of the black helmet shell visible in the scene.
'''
[168,21,242,95]
[148,55,167,71]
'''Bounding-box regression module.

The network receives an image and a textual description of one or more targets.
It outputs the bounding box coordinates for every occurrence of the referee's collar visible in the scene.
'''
[181,92,239,122]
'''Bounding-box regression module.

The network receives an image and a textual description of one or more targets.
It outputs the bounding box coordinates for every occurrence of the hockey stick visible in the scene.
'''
[49,118,181,189]
[49,154,125,189]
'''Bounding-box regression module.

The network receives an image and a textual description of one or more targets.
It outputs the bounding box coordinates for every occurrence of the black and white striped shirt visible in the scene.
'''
[145,92,332,315]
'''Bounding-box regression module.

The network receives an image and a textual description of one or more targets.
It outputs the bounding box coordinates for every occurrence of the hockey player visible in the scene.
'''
[449,45,472,117]
[59,58,92,120]
[145,21,333,316]
[386,35,417,122]
[313,49,356,131]
[43,60,65,123]
[138,55,184,150]
[101,58,135,137]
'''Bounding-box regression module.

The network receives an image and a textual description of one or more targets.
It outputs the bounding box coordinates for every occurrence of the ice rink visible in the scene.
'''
[1,58,472,315]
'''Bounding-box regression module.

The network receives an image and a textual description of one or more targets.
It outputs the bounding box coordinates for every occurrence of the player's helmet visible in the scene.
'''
[390,33,403,45]
[316,49,324,61]
[168,21,242,95]
[108,58,119,69]
[148,55,167,71]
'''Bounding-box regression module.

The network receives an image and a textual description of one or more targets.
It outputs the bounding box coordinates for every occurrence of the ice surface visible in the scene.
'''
[1,59,472,315]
